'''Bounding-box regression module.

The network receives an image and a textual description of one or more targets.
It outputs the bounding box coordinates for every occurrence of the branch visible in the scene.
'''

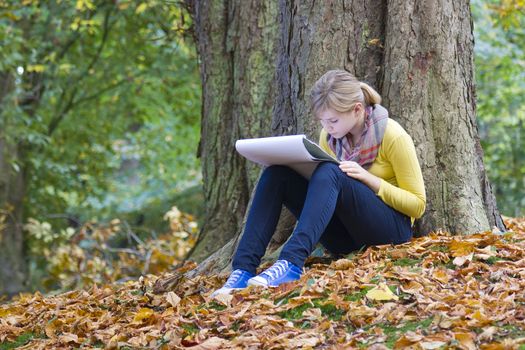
[47,7,114,136]
[54,1,108,63]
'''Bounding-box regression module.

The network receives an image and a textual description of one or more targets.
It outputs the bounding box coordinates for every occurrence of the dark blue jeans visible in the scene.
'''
[232,163,412,274]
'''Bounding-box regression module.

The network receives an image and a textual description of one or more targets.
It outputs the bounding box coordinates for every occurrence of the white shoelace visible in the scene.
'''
[224,270,243,288]
[261,260,289,280]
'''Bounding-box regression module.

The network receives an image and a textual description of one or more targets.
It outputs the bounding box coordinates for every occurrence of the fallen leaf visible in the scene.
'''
[212,292,233,307]
[449,240,476,257]
[302,307,322,319]
[479,344,506,350]
[478,326,498,342]
[453,253,474,266]
[366,283,399,301]
[289,335,321,348]
[185,336,226,349]
[421,340,447,349]
[44,318,63,339]
[58,332,79,343]
[166,291,181,308]
[394,334,419,348]
[432,269,451,284]
[400,280,424,294]
[330,258,353,270]
[454,332,476,350]
[133,308,154,322]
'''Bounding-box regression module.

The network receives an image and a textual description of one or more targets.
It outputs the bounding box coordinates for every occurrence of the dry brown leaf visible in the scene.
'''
[393,334,421,349]
[431,269,451,284]
[166,291,181,308]
[212,292,233,307]
[302,307,322,320]
[480,344,508,350]
[478,326,498,342]
[449,240,476,257]
[453,253,474,266]
[289,334,322,348]
[58,333,79,344]
[454,332,476,350]
[1,218,525,349]
[368,344,390,350]
[44,318,63,339]
[330,258,353,270]
[400,280,424,294]
[184,336,227,349]
[420,340,447,349]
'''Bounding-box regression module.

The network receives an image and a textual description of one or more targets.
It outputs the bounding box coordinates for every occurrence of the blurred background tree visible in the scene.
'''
[0,0,201,295]
[473,0,525,217]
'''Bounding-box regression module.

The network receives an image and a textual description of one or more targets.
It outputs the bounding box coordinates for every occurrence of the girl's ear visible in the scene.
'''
[353,102,364,114]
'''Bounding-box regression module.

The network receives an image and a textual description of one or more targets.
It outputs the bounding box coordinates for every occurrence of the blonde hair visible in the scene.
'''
[310,70,381,116]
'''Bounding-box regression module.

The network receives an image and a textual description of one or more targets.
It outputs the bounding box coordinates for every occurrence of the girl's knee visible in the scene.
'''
[311,162,341,180]
[263,165,293,177]
[261,165,301,184]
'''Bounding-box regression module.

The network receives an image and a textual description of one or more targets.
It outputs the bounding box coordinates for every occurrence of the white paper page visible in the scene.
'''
[235,135,315,166]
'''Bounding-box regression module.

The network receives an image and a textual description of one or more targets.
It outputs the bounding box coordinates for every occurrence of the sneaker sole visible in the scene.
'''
[210,287,244,298]
[247,278,269,287]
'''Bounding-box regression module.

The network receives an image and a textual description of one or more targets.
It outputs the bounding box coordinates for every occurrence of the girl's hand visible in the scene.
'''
[339,161,381,193]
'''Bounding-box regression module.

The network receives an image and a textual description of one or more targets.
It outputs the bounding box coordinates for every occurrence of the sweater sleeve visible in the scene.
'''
[377,134,426,219]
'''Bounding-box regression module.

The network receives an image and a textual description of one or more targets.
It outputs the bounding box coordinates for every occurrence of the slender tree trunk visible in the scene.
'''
[182,0,504,275]
[0,73,28,296]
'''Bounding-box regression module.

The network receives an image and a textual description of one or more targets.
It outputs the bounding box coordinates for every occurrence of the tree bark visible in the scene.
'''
[382,0,504,235]
[0,73,28,296]
[184,0,504,274]
[188,0,280,262]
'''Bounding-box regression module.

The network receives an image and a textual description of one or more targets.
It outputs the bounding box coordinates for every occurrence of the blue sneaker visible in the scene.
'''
[211,269,254,297]
[247,260,302,287]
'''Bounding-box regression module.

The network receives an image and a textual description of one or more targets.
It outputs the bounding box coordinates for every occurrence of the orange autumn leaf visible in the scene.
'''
[0,217,523,349]
[454,332,476,350]
[431,269,451,284]
[449,239,476,257]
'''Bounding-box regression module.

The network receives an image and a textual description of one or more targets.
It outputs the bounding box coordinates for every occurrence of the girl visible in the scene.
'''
[212,70,426,296]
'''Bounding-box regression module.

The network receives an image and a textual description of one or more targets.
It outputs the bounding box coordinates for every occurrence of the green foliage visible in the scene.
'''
[473,0,525,216]
[0,0,201,224]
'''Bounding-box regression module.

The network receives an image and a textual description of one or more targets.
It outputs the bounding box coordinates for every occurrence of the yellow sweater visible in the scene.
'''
[319,119,426,220]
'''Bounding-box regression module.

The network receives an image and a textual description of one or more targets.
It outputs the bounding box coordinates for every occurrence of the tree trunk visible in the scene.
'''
[184,0,504,274]
[0,73,28,296]
[381,0,504,235]
[188,0,280,262]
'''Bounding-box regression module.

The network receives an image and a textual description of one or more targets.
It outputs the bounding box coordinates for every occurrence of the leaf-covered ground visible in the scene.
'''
[1,218,525,349]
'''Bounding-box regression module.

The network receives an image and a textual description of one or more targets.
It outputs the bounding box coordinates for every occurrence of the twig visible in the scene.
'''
[106,247,143,256]
[122,220,146,247]
[142,249,153,275]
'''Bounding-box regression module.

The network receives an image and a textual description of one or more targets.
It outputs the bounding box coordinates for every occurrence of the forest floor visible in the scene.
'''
[1,218,524,349]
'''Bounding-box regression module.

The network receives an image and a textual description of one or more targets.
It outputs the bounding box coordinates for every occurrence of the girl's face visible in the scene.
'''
[317,104,363,139]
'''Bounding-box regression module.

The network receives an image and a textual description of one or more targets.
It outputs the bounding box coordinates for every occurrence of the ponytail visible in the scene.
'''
[360,82,382,106]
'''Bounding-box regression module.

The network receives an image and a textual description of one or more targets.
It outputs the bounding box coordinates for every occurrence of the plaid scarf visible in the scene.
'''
[327,104,388,169]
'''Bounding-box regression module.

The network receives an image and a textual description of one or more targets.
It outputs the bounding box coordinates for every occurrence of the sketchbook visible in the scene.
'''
[235,134,339,178]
